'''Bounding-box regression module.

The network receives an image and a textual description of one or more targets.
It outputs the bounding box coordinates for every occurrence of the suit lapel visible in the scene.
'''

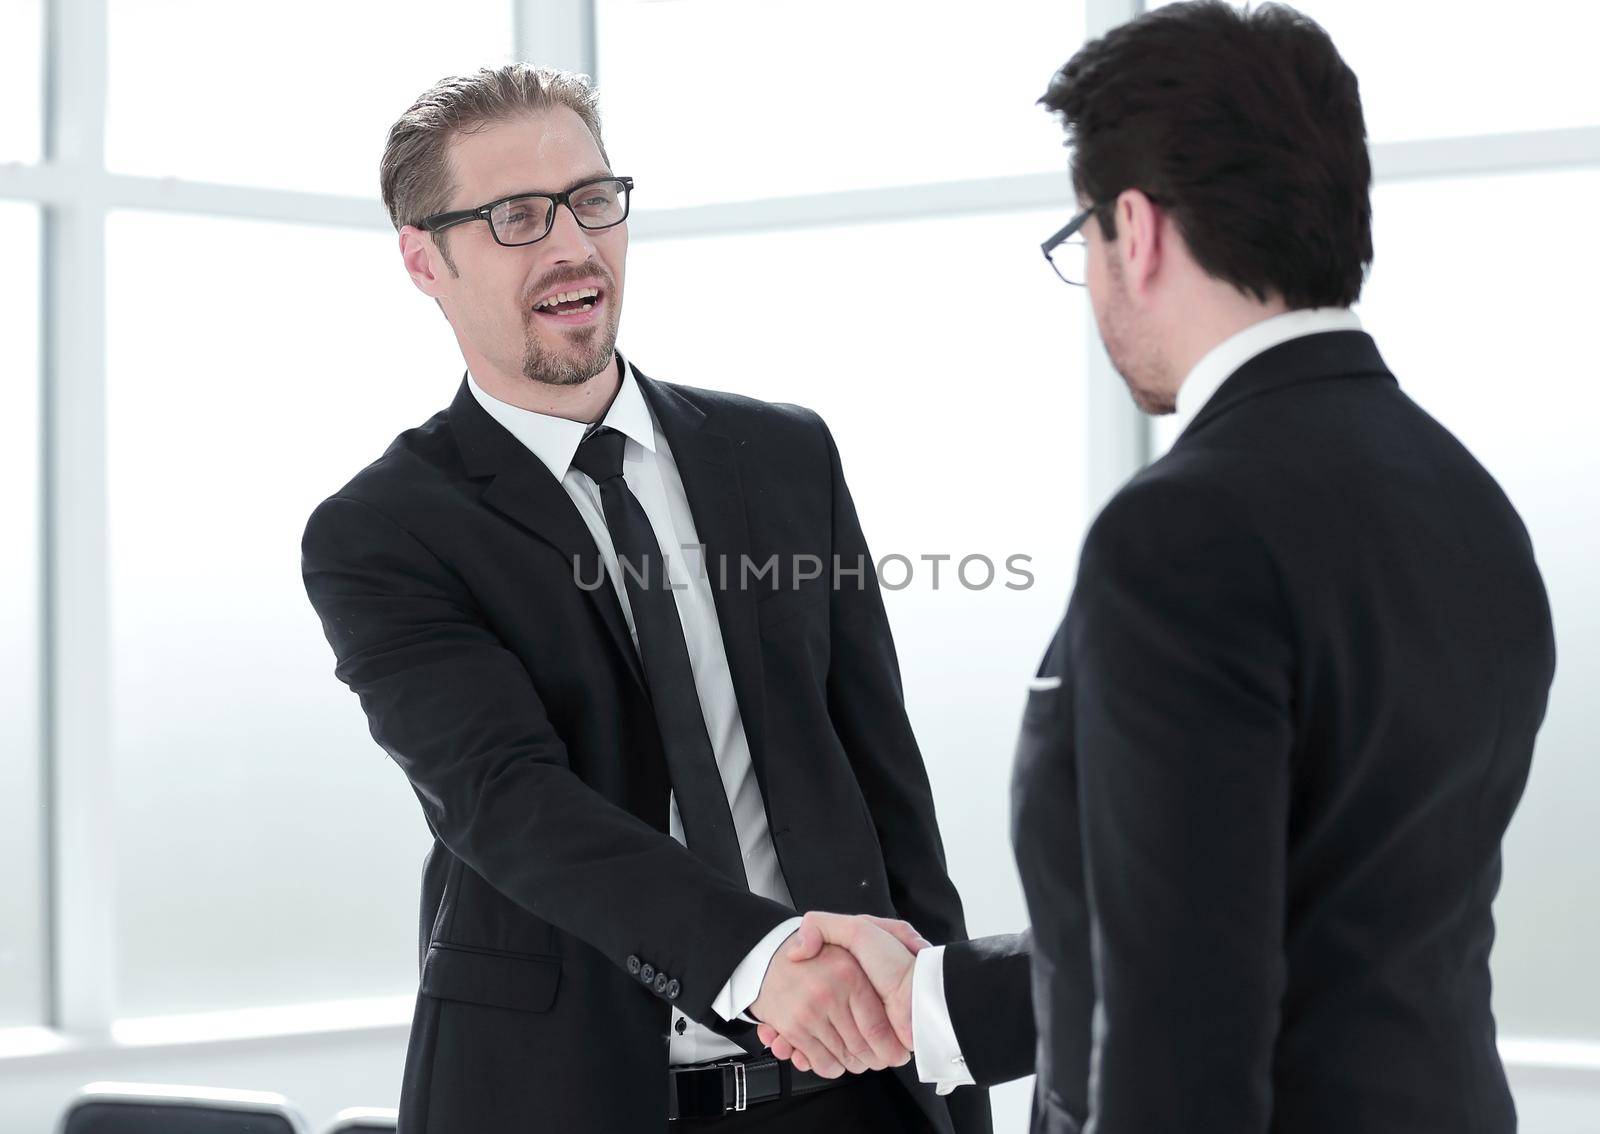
[447,375,645,692]
[634,370,772,789]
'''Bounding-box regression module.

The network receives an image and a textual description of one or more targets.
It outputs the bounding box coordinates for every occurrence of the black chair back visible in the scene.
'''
[59,1083,309,1134]
[320,1109,399,1134]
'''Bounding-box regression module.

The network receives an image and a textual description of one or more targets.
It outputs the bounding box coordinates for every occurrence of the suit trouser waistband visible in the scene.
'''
[668,1053,841,1120]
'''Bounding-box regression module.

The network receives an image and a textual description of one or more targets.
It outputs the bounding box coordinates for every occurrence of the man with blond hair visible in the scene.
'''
[300,64,989,1134]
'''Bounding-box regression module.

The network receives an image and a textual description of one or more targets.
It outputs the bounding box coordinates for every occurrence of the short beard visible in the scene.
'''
[1101,254,1175,415]
[1129,386,1175,415]
[520,304,621,387]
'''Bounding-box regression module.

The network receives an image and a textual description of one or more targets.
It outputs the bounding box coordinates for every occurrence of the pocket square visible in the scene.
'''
[1028,675,1062,691]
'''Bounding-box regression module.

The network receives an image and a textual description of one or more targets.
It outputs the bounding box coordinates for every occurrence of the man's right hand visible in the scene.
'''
[752,912,929,1076]
[749,934,914,1078]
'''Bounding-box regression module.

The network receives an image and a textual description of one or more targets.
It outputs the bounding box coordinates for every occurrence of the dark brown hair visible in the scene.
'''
[1041,1,1373,307]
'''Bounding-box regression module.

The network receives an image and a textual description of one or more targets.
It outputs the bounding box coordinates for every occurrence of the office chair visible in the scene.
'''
[57,1082,310,1134]
[320,1107,399,1133]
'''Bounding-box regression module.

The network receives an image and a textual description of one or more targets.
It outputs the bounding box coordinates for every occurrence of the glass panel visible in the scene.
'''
[1148,0,1600,142]
[105,0,514,197]
[0,0,44,162]
[0,201,45,1026]
[596,0,1087,207]
[624,210,1087,948]
[1354,169,1600,1039]
[1300,0,1600,141]
[105,211,458,1015]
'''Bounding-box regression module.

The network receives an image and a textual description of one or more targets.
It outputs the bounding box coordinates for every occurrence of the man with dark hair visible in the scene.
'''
[757,4,1556,1132]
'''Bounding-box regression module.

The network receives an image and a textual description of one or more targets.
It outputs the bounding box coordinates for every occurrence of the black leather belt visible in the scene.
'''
[668,1054,841,1120]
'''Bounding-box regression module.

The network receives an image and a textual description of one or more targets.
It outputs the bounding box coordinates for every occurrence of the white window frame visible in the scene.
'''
[1,0,1597,1089]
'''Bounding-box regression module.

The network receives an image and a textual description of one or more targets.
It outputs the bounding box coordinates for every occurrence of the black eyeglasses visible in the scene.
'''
[420,175,635,247]
[1041,202,1104,287]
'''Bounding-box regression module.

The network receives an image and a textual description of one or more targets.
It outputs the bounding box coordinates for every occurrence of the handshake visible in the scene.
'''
[748,911,931,1079]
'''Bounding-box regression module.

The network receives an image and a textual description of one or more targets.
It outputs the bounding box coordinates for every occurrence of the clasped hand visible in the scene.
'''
[749,911,929,1079]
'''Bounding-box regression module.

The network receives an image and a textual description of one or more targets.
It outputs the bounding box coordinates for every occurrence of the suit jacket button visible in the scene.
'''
[627,955,642,976]
[666,979,681,1000]
[641,964,656,984]
[654,972,669,995]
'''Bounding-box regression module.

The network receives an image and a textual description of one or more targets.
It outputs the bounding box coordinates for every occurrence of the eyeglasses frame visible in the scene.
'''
[419,175,636,247]
[1040,201,1107,287]
[1041,194,1173,286]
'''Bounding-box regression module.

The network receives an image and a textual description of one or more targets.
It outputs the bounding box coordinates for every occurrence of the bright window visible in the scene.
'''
[0,201,45,1027]
[596,0,1086,207]
[624,207,1088,935]
[105,0,515,197]
[1146,0,1600,142]
[1282,1,1600,143]
[104,210,460,1015]
[0,0,44,162]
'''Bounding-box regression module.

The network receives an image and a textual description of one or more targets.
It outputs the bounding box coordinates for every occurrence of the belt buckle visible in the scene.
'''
[717,1058,749,1113]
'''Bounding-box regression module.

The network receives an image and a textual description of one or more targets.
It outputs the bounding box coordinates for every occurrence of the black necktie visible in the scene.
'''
[571,426,749,889]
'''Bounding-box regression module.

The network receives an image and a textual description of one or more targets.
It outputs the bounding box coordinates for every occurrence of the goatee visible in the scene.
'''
[521,321,619,388]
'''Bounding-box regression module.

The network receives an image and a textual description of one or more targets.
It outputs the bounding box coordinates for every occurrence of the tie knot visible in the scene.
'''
[572,425,627,484]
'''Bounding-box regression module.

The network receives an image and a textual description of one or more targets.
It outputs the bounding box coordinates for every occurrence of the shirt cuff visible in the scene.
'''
[913,945,975,1095]
[713,916,804,1023]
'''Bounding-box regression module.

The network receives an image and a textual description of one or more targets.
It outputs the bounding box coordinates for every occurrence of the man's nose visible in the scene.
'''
[540,202,598,262]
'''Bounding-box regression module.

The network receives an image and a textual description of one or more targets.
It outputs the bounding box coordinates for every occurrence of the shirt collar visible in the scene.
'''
[1172,306,1363,433]
[466,356,657,482]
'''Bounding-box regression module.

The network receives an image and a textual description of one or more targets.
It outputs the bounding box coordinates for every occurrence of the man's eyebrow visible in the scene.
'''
[483,172,616,201]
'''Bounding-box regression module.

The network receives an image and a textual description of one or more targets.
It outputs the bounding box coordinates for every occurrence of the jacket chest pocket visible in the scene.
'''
[1014,678,1069,794]
[1012,661,1074,829]
[1022,620,1069,728]
[1021,674,1064,726]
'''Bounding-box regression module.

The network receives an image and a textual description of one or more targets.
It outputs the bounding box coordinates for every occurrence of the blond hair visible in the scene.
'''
[380,63,609,273]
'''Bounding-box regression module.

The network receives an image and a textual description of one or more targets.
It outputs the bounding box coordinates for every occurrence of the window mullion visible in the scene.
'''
[43,0,116,1040]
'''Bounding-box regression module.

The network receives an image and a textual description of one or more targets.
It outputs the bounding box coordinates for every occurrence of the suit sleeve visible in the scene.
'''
[815,418,970,948]
[1068,477,1293,1133]
[942,931,1038,1088]
[301,493,792,1023]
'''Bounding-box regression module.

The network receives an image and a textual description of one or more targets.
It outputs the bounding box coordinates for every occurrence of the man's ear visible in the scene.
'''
[1114,188,1164,300]
[400,225,452,298]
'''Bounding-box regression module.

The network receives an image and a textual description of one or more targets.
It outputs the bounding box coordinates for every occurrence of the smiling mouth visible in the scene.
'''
[532,285,604,319]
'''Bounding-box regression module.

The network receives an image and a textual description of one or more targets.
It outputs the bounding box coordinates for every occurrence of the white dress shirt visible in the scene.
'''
[467,360,802,1065]
[910,305,1363,1094]
[1171,306,1363,434]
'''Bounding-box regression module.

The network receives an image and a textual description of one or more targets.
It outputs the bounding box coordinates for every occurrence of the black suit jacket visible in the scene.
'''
[982,330,1554,1133]
[300,365,991,1134]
